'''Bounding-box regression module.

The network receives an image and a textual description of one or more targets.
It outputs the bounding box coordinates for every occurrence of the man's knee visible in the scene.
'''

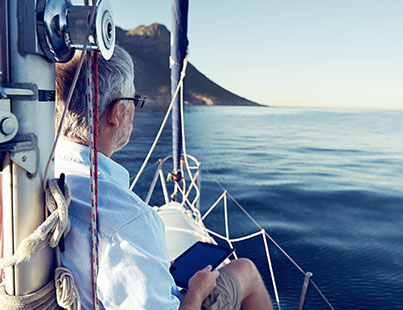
[223,258,263,296]
[226,258,259,278]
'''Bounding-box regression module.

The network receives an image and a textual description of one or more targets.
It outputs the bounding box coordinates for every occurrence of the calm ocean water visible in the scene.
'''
[114,106,403,310]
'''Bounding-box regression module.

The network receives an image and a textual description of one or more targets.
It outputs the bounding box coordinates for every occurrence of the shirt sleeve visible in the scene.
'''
[97,210,180,310]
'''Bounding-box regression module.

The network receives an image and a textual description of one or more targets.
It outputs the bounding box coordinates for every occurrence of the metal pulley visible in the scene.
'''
[37,0,115,63]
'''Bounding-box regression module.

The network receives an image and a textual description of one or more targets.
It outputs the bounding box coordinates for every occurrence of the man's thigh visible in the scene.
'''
[202,267,242,310]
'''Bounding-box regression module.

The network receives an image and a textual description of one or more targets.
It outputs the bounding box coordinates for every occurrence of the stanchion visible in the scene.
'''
[298,272,313,310]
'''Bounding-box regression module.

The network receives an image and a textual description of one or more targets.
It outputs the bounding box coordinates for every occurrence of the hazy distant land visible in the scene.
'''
[116,24,260,107]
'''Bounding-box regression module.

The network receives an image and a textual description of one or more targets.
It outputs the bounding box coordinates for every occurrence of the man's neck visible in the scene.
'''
[63,136,113,158]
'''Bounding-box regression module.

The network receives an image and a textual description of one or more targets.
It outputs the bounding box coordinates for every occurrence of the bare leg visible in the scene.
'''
[223,258,273,310]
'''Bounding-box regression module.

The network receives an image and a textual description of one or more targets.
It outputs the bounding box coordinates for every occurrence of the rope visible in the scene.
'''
[262,230,281,310]
[130,58,188,191]
[0,179,71,269]
[202,167,307,274]
[310,280,335,310]
[0,179,82,310]
[54,245,81,310]
[0,281,60,310]
[86,49,100,310]
[55,266,81,310]
[178,83,201,212]
[201,167,336,309]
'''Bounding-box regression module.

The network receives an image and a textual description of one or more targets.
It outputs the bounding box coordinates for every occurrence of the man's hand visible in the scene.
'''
[189,265,220,301]
[179,265,220,310]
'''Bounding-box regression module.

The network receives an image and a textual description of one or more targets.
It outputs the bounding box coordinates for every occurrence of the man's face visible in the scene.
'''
[114,86,135,152]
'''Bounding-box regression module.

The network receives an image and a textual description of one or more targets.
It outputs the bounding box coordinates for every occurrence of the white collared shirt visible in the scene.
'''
[55,139,180,310]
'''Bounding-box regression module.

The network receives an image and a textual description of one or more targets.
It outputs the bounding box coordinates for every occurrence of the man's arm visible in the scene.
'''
[179,265,219,310]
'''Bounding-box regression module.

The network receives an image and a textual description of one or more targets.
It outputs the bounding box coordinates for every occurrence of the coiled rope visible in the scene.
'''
[55,266,81,310]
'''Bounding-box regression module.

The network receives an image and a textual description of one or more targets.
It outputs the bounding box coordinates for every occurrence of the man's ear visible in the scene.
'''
[105,101,125,128]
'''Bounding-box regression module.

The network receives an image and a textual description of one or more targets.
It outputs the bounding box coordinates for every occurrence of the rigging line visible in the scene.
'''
[128,161,159,183]
[179,70,200,210]
[173,183,202,220]
[202,167,335,309]
[201,191,226,220]
[88,3,100,310]
[42,2,98,192]
[86,48,100,310]
[310,279,336,310]
[129,58,189,191]
[262,231,281,310]
[177,166,201,211]
[202,166,308,276]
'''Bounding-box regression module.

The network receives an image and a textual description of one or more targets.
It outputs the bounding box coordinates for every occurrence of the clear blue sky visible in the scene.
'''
[111,0,403,110]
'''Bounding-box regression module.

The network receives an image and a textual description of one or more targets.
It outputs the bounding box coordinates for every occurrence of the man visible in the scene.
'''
[55,45,273,310]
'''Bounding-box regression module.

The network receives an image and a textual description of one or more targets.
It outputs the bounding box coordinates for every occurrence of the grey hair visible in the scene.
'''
[55,45,135,145]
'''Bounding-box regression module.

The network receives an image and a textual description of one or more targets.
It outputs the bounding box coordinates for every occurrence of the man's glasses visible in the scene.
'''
[111,95,147,108]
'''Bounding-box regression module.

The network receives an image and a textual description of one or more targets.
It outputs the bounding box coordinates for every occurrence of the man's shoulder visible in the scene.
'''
[64,172,161,239]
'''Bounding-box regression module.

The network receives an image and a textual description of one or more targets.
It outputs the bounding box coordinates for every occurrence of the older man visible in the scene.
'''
[55,45,273,310]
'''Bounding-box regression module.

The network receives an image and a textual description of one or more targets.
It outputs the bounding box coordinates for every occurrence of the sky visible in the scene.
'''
[111,0,403,110]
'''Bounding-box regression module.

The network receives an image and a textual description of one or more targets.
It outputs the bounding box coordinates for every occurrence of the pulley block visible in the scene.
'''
[36,0,115,62]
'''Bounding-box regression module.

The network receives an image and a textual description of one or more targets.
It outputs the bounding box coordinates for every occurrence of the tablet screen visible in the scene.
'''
[169,241,234,289]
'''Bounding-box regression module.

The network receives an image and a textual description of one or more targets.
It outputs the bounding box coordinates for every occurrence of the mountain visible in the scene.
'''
[115,24,259,107]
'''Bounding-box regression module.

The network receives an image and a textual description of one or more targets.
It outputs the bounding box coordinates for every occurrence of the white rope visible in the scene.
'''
[175,169,202,217]
[201,169,335,309]
[203,168,306,274]
[129,58,189,191]
[201,191,226,220]
[0,179,81,310]
[46,179,72,248]
[205,228,261,243]
[0,215,55,269]
[262,230,281,310]
[0,179,71,269]
[178,79,201,210]
[181,166,201,211]
[55,266,81,310]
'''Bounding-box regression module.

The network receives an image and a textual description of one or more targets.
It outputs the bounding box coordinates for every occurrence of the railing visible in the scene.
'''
[140,154,335,310]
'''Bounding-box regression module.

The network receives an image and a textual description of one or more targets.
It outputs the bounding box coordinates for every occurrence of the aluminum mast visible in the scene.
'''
[0,0,115,297]
[170,0,189,181]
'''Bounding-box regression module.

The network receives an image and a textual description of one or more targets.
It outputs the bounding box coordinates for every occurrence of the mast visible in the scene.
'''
[0,0,115,298]
[1,0,55,295]
[171,0,189,180]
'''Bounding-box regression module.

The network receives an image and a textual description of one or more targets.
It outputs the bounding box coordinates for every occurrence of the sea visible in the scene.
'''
[113,106,403,310]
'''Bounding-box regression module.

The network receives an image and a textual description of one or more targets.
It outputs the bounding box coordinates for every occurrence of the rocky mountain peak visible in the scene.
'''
[115,24,259,107]
[126,23,169,38]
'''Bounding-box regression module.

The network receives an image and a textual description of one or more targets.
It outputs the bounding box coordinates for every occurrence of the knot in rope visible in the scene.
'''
[0,178,71,269]
[46,178,72,248]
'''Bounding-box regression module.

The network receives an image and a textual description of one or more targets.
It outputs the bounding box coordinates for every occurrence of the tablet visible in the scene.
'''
[169,241,234,289]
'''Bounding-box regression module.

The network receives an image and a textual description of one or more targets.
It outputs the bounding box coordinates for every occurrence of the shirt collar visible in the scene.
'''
[55,138,130,188]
